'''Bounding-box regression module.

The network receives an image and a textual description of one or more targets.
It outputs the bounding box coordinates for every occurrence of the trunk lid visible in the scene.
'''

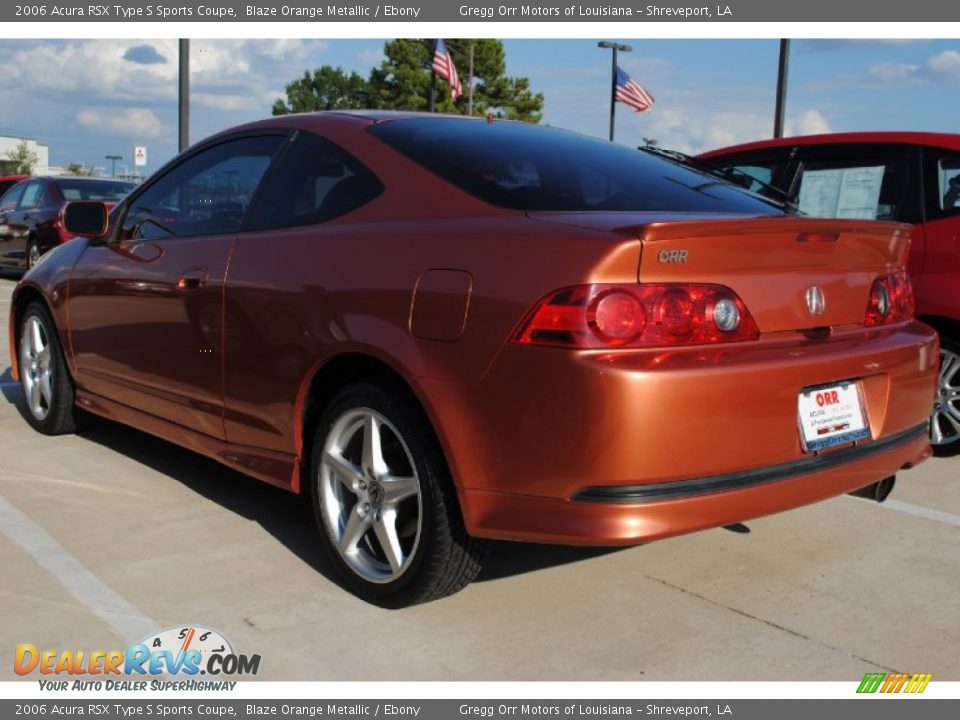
[528,212,912,333]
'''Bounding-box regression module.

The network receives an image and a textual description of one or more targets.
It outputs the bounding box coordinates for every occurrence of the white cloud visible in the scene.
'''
[869,49,960,85]
[870,62,922,83]
[0,40,179,102]
[927,50,960,79]
[77,107,166,139]
[786,109,832,136]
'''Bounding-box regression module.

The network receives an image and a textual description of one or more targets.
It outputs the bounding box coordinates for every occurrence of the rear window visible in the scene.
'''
[369,118,783,215]
[55,179,135,201]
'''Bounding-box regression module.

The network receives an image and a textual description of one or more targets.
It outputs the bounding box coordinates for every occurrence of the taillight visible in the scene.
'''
[514,284,759,349]
[865,271,914,327]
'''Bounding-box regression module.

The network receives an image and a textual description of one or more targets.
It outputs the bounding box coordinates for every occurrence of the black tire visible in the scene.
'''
[309,382,486,607]
[17,301,83,435]
[931,336,960,457]
[25,238,40,271]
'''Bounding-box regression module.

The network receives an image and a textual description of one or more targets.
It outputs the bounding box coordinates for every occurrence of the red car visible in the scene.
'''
[700,133,960,453]
[0,176,134,270]
[10,113,937,606]
[0,174,28,198]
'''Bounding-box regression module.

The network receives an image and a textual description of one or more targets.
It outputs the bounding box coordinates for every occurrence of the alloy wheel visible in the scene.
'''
[20,315,53,421]
[319,408,422,584]
[27,243,40,269]
[932,347,960,447]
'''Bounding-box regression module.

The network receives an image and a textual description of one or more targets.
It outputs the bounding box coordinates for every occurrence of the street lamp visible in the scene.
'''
[105,155,122,177]
[597,41,632,142]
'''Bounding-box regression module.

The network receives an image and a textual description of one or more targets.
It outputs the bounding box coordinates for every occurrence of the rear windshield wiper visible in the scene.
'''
[638,145,797,212]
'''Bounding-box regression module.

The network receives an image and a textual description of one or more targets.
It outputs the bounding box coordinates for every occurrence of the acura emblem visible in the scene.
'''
[806,286,826,316]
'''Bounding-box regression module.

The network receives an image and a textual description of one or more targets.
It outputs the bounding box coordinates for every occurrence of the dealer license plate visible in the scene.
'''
[797,381,870,452]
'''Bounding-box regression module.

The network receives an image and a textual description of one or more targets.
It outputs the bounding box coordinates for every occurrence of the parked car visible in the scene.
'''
[10,113,937,606]
[0,174,28,198]
[700,132,960,453]
[0,176,135,270]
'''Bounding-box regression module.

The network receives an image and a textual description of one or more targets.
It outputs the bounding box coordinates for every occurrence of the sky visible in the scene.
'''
[0,38,958,174]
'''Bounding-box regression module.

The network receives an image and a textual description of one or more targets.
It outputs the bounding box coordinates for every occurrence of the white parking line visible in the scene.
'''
[0,496,157,643]
[850,496,960,528]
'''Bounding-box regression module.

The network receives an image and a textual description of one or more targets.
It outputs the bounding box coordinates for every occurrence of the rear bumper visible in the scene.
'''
[460,423,930,546]
[421,321,938,544]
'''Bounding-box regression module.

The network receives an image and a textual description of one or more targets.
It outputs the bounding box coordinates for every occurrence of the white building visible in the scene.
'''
[0,135,50,175]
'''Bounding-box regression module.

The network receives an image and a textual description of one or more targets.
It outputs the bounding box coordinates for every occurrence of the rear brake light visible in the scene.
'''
[865,271,914,327]
[514,284,759,349]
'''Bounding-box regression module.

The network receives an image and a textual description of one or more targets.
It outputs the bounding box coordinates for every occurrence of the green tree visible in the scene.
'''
[370,39,543,122]
[4,138,39,174]
[272,40,543,123]
[272,67,372,115]
[64,162,93,176]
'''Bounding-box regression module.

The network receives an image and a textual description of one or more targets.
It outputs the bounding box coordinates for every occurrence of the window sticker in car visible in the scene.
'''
[798,166,885,219]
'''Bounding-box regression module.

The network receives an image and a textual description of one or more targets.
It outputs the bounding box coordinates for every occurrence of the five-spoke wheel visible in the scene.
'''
[311,383,485,607]
[319,408,422,583]
[17,302,82,435]
[20,313,54,422]
[932,341,960,454]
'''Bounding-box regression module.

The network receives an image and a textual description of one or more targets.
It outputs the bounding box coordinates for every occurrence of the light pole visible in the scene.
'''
[774,39,790,139]
[105,155,122,177]
[598,41,632,142]
[179,39,189,152]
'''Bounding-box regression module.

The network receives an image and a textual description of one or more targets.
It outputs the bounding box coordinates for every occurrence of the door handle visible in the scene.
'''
[177,267,208,290]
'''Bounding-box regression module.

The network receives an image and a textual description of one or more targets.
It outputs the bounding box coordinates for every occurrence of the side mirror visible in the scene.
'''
[62,201,109,238]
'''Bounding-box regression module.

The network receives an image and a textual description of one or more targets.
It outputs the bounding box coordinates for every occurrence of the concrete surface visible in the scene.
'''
[0,272,958,681]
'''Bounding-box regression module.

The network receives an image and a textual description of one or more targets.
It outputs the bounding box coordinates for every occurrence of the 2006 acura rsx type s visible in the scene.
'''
[9,112,939,606]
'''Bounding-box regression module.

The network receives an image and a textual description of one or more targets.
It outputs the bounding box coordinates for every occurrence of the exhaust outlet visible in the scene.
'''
[848,475,896,503]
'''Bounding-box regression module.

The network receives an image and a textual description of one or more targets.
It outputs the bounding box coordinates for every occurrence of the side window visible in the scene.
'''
[19,182,44,210]
[729,164,774,191]
[245,131,382,231]
[701,150,794,194]
[794,146,914,222]
[121,134,285,241]
[936,155,960,213]
[0,182,26,212]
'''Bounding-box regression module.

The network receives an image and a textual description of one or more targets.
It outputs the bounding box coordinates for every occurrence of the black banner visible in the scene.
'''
[3,699,959,719]
[3,0,960,23]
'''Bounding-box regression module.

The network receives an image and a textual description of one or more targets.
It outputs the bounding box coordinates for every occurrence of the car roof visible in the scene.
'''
[699,131,960,158]
[218,110,517,136]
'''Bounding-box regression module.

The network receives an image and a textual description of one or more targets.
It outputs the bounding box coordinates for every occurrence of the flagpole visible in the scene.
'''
[597,41,632,142]
[428,38,437,112]
[468,42,475,116]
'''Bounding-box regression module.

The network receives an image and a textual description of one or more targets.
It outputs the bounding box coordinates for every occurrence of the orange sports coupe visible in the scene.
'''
[9,113,938,606]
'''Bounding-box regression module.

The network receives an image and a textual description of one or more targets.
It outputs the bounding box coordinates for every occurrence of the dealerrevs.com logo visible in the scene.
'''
[15,626,261,690]
[857,672,933,694]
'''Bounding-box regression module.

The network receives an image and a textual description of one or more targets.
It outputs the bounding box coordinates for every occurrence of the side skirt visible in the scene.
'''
[75,389,302,493]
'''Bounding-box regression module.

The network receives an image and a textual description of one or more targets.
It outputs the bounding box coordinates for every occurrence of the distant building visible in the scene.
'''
[0,135,50,175]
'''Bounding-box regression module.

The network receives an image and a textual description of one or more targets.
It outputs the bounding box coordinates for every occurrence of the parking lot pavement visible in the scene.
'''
[1,273,958,681]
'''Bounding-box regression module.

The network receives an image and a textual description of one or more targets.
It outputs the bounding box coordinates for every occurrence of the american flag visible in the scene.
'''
[615,66,654,113]
[432,39,463,101]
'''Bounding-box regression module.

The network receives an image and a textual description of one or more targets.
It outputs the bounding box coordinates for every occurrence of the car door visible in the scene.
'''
[67,133,288,438]
[221,129,384,452]
[917,146,960,319]
[0,181,27,266]
[1,180,44,267]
